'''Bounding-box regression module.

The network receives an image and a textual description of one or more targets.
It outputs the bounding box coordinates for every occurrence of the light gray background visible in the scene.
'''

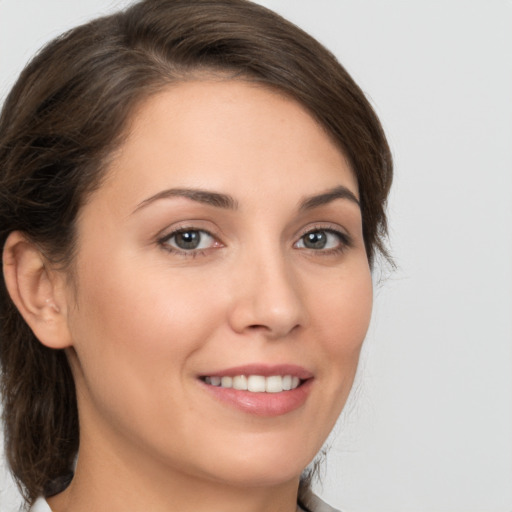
[1,1,511,511]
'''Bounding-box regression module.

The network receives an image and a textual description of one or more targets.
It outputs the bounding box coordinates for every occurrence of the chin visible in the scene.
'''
[193,435,318,489]
[207,461,305,489]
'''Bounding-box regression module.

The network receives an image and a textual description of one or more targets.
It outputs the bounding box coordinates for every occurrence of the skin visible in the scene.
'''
[4,80,372,512]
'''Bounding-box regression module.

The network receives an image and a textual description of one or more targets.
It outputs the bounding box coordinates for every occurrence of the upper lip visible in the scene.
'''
[199,364,313,380]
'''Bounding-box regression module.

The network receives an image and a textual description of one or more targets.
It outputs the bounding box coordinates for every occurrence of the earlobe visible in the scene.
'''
[2,231,73,349]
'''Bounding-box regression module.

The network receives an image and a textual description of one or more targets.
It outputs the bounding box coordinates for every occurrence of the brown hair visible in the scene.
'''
[0,0,392,507]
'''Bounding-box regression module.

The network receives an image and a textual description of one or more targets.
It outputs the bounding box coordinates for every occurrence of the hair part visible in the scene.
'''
[0,0,392,505]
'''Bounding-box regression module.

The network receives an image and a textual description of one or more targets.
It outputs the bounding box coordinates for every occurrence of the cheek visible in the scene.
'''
[67,253,225,394]
[66,257,229,447]
[315,267,372,344]
[308,264,373,388]
[287,265,372,456]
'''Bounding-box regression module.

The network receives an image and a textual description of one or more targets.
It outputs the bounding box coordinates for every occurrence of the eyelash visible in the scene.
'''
[157,225,352,258]
[158,226,219,258]
[295,225,353,256]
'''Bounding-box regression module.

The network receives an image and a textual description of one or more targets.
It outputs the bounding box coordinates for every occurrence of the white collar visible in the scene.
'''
[30,497,52,512]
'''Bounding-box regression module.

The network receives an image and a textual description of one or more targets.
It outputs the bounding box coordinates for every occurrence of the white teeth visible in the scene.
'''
[210,376,221,386]
[247,375,266,392]
[204,374,301,393]
[282,375,292,391]
[232,375,248,390]
[265,375,283,393]
[221,376,232,388]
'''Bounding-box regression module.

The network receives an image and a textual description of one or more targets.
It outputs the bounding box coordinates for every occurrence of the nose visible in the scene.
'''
[227,250,306,339]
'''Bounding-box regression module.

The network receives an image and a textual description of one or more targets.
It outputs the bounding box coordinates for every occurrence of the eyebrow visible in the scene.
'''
[299,185,360,211]
[133,184,359,214]
[133,188,239,213]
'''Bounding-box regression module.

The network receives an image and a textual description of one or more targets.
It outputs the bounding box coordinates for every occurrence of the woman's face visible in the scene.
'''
[63,80,372,488]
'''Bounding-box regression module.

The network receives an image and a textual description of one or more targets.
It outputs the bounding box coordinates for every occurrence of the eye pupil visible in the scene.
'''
[303,231,327,249]
[175,231,201,249]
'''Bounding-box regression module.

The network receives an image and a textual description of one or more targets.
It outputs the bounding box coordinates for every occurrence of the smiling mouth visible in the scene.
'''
[201,375,303,393]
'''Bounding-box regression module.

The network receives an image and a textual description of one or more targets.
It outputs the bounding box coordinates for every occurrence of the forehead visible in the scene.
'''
[97,79,358,211]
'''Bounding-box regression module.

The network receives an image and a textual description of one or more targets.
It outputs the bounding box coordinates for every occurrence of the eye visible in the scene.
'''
[161,229,217,252]
[295,228,349,252]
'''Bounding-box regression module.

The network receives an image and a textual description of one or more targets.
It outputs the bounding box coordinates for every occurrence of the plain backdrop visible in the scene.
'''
[1,1,511,511]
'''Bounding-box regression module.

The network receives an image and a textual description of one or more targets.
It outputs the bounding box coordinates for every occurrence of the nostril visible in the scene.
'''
[245,322,301,339]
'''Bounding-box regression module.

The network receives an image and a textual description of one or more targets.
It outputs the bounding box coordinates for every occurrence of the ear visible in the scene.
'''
[2,231,73,349]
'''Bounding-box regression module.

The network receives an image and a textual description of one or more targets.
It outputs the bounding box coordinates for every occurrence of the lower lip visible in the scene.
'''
[201,379,313,417]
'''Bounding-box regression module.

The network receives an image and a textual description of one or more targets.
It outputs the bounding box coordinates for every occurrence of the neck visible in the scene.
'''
[48,425,301,512]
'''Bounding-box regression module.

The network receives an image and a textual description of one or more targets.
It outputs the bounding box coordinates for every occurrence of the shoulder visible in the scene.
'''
[30,497,53,512]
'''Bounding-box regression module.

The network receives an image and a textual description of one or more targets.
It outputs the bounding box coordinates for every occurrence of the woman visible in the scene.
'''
[0,1,392,511]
